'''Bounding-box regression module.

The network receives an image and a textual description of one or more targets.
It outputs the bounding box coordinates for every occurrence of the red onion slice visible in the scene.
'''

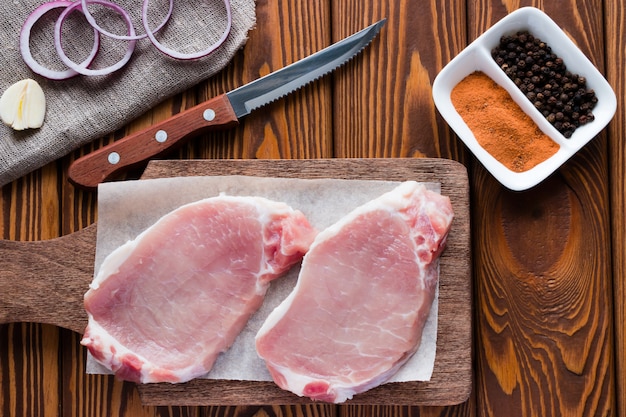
[54,0,137,76]
[142,0,232,60]
[20,1,100,80]
[80,0,173,41]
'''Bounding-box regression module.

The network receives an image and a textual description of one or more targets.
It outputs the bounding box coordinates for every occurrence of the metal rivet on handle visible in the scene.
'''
[155,130,168,143]
[108,152,120,165]
[203,109,216,121]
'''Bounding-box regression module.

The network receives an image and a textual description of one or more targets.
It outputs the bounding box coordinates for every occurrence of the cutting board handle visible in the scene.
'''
[0,224,96,334]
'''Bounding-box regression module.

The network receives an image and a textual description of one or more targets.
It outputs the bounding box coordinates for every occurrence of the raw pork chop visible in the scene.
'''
[82,195,316,384]
[255,181,454,403]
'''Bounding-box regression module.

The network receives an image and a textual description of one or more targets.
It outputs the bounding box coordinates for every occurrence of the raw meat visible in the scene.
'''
[255,181,454,403]
[81,195,317,384]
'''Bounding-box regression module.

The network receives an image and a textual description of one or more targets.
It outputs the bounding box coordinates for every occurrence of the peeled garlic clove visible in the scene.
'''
[0,79,46,130]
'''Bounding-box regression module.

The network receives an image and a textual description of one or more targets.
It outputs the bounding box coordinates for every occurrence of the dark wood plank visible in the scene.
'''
[606,0,626,415]
[331,1,473,416]
[337,400,477,417]
[331,0,469,163]
[0,166,63,417]
[467,2,615,416]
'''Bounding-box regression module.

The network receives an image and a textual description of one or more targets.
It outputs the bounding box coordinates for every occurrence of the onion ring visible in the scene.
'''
[54,0,137,76]
[80,0,174,41]
[142,0,232,60]
[20,1,100,80]
[22,0,232,78]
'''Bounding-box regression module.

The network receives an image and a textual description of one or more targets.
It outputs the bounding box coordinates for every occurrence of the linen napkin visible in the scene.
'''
[0,0,256,187]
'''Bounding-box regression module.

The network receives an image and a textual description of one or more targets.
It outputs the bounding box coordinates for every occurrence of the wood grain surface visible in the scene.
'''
[467,1,616,417]
[1,0,623,416]
[606,1,626,416]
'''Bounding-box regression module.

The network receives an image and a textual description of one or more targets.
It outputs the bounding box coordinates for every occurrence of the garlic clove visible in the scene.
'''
[0,79,46,130]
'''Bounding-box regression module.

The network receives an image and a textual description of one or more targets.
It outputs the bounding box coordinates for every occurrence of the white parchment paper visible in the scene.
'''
[88,175,441,383]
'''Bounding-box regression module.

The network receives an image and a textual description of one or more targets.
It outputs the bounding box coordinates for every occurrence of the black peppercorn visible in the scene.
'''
[491,30,598,138]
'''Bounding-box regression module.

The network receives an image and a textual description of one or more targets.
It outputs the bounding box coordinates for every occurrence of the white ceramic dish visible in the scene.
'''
[432,7,616,191]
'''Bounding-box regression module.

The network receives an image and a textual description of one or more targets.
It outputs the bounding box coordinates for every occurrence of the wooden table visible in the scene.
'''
[1,1,623,416]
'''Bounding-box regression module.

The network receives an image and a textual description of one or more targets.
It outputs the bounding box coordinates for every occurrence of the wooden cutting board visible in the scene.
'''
[0,158,471,406]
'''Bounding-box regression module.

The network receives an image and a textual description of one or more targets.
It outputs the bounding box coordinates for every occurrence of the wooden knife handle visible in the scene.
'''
[68,94,239,189]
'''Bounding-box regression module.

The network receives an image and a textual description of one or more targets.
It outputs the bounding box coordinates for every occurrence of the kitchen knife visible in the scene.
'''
[68,19,386,189]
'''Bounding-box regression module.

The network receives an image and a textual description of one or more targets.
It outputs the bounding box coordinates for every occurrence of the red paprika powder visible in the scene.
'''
[451,71,559,172]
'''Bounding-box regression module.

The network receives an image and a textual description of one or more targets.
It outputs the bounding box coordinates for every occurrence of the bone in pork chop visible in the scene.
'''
[82,195,316,384]
[255,181,454,403]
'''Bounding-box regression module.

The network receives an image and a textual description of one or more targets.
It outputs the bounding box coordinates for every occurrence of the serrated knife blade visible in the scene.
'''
[68,19,386,189]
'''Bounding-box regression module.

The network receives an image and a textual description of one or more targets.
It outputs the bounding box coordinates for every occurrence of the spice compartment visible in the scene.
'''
[432,7,616,191]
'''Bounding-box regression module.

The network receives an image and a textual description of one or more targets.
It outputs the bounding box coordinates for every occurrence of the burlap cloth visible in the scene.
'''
[0,0,256,187]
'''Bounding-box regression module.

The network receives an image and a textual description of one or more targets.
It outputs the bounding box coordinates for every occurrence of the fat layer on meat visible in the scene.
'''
[255,181,454,403]
[82,195,316,384]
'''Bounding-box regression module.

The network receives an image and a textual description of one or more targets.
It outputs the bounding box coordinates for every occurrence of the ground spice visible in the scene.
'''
[450,71,559,173]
